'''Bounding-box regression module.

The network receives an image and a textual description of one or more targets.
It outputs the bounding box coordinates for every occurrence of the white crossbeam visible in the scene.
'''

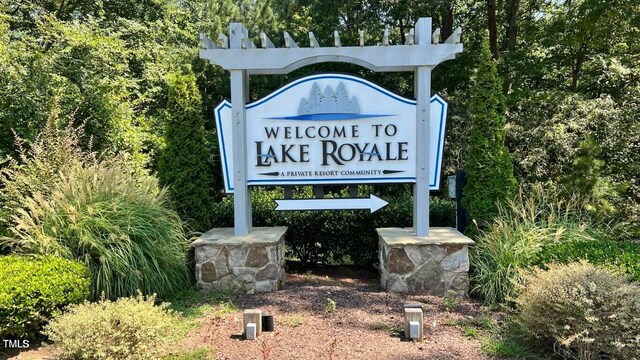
[199,33,216,49]
[309,32,320,48]
[334,31,341,47]
[260,32,275,48]
[432,28,441,44]
[218,33,228,49]
[445,27,462,44]
[200,43,462,74]
[405,28,415,45]
[284,31,298,48]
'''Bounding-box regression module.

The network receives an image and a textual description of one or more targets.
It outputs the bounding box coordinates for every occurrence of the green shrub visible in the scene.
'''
[4,159,191,300]
[462,38,517,225]
[470,184,604,305]
[45,293,180,360]
[157,72,216,232]
[516,262,640,359]
[534,238,640,281]
[0,255,90,338]
[212,186,456,267]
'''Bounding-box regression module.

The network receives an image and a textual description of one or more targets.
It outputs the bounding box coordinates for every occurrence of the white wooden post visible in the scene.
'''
[413,18,432,237]
[230,23,252,235]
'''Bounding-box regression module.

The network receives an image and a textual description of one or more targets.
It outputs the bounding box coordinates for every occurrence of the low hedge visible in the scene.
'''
[212,186,456,267]
[0,255,90,339]
[534,238,640,281]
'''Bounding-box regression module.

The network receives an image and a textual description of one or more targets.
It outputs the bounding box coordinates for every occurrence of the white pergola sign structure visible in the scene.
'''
[199,18,463,237]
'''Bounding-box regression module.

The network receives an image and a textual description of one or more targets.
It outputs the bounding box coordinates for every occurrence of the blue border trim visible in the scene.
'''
[213,74,447,193]
[215,101,233,192]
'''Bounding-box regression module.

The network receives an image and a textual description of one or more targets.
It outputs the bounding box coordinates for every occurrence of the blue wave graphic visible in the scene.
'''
[266,113,394,121]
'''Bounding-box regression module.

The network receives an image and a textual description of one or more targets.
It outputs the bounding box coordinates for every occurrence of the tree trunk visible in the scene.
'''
[487,0,499,59]
[502,0,520,52]
[571,46,586,92]
[441,4,454,41]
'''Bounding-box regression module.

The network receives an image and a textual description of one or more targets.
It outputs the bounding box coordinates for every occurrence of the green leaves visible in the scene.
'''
[462,38,517,226]
[0,255,90,339]
[157,72,216,232]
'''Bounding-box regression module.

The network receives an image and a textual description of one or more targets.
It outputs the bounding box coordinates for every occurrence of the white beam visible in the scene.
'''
[432,28,441,44]
[405,28,414,45]
[199,33,216,49]
[284,31,298,48]
[383,28,389,46]
[229,23,252,236]
[445,26,462,44]
[260,32,275,48]
[200,43,462,73]
[309,32,320,48]
[359,30,365,46]
[334,31,341,47]
[218,33,228,49]
[414,17,432,237]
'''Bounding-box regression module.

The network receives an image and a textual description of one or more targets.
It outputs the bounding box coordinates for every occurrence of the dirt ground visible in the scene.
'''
[183,266,501,360]
[4,266,503,360]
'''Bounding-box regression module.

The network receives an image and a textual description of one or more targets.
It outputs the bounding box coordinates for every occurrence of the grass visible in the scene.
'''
[168,288,236,319]
[168,288,237,335]
[482,337,539,359]
[369,321,393,332]
[280,314,304,327]
[164,348,214,360]
[448,316,539,359]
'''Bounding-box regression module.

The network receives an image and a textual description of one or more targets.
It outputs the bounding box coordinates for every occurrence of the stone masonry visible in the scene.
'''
[192,227,287,293]
[377,227,474,297]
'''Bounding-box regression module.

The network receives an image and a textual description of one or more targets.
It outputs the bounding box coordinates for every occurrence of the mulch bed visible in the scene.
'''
[183,265,499,360]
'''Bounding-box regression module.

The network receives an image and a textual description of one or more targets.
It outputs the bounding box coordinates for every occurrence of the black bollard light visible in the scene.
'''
[262,314,274,332]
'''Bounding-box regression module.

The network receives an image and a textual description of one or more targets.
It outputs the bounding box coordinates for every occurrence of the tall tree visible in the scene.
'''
[157,72,215,231]
[462,38,517,225]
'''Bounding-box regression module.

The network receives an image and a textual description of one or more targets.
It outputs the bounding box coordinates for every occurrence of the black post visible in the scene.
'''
[455,169,468,233]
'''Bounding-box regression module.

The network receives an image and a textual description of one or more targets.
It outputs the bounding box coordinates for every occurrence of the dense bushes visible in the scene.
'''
[516,262,640,359]
[213,186,456,267]
[45,293,180,360]
[534,238,640,281]
[0,255,90,338]
[470,184,605,305]
[1,123,190,300]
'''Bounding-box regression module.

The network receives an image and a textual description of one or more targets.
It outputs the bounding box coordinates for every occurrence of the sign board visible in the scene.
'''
[214,74,447,193]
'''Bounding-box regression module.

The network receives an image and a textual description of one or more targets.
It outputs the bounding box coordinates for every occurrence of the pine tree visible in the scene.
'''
[158,72,215,231]
[462,39,517,225]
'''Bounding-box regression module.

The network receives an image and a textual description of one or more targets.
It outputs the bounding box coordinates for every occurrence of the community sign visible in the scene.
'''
[214,74,447,193]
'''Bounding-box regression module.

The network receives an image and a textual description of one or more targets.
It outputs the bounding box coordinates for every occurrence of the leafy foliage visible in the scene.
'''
[158,72,216,232]
[0,255,90,339]
[1,123,190,300]
[534,239,640,282]
[516,262,640,359]
[462,38,517,226]
[45,293,180,360]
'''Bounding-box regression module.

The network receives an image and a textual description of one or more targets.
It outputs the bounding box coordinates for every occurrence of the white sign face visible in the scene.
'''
[215,74,447,193]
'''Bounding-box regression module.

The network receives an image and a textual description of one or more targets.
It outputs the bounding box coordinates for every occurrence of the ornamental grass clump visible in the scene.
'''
[6,159,190,299]
[515,262,640,359]
[1,120,190,300]
[470,184,605,305]
[45,293,179,360]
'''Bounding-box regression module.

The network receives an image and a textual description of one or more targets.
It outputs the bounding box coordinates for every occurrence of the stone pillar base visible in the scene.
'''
[191,227,287,293]
[377,227,474,297]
